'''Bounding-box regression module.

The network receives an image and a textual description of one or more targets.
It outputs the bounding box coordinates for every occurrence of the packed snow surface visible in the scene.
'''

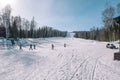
[0,37,120,80]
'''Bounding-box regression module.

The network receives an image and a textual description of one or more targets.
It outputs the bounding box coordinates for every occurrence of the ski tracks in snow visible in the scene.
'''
[0,38,120,80]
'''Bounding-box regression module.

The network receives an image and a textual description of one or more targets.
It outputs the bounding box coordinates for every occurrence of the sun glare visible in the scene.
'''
[0,0,14,7]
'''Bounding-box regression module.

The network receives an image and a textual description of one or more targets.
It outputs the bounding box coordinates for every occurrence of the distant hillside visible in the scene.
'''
[66,32,75,38]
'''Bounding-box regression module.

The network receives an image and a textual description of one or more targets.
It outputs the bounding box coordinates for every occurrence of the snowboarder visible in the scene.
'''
[29,44,33,50]
[51,44,54,50]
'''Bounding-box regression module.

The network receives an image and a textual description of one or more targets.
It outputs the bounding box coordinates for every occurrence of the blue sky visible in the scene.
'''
[0,0,120,31]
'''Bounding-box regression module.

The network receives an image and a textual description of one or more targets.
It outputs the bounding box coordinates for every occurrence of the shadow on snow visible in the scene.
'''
[2,49,40,67]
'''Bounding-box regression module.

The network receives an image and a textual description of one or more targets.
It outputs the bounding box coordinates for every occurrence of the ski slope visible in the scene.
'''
[0,37,120,80]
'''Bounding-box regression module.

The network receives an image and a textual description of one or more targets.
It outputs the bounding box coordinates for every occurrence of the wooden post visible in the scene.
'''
[114,52,120,60]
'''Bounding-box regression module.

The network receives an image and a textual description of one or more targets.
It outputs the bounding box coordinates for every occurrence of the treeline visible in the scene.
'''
[0,5,67,39]
[74,23,120,41]
[74,3,120,41]
[74,27,102,41]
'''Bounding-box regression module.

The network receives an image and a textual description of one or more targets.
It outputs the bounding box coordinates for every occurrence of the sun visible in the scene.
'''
[0,0,14,7]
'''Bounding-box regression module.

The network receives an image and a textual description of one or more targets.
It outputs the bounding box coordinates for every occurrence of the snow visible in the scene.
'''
[0,37,120,80]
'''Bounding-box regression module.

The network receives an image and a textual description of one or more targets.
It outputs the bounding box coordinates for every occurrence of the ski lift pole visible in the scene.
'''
[3,14,9,48]
[5,18,8,47]
[3,16,7,48]
[119,28,120,52]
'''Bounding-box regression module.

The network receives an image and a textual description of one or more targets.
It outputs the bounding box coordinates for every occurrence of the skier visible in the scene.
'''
[51,44,54,50]
[11,39,15,46]
[29,44,33,50]
[33,44,36,49]
[64,43,66,47]
[19,43,22,50]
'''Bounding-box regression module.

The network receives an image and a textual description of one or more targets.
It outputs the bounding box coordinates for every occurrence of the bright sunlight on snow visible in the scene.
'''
[0,37,120,80]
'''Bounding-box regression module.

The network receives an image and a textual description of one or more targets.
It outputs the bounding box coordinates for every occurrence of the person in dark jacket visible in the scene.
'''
[64,43,66,47]
[19,43,22,50]
[33,44,36,49]
[29,44,33,50]
[51,44,54,50]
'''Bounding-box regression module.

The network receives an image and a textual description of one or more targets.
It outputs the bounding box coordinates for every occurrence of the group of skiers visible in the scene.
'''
[29,44,36,50]
[19,43,66,50]
[51,43,66,50]
[19,44,36,50]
